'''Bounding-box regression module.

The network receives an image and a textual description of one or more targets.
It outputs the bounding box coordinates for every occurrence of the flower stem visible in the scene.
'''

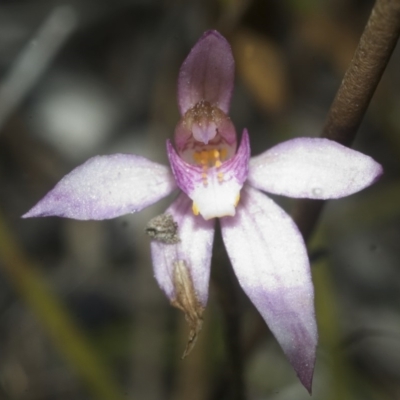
[210,227,246,400]
[292,0,400,241]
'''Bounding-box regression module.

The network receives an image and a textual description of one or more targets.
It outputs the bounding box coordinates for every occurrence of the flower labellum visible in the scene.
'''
[23,30,383,393]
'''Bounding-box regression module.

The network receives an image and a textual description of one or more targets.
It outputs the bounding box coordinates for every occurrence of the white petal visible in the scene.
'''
[220,186,317,391]
[248,137,383,199]
[23,154,176,220]
[150,193,215,306]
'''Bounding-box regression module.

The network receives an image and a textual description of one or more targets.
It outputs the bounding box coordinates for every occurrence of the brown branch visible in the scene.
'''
[292,0,400,240]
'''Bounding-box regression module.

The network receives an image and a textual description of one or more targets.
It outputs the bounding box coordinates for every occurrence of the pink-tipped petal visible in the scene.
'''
[167,130,250,220]
[150,193,215,306]
[220,187,317,391]
[248,137,383,199]
[23,154,177,220]
[178,30,234,115]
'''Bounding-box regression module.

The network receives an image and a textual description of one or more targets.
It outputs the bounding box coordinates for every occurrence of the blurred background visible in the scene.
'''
[0,0,400,399]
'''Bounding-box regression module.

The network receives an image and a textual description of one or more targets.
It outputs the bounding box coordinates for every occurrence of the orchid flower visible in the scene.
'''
[23,30,383,392]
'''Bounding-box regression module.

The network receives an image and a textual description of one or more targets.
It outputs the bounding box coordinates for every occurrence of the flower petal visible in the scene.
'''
[178,30,234,115]
[23,154,177,220]
[150,193,215,307]
[220,186,317,392]
[167,130,250,219]
[248,137,383,199]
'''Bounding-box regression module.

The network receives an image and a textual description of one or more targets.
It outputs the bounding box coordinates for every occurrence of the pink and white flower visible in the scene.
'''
[23,30,383,392]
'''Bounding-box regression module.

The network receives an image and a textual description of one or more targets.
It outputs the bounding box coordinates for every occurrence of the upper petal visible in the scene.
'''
[23,154,177,220]
[178,30,234,115]
[248,137,383,199]
[150,193,215,307]
[220,186,317,392]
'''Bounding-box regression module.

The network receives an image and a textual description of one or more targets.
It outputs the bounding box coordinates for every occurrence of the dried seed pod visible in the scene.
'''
[171,260,204,358]
[145,213,180,244]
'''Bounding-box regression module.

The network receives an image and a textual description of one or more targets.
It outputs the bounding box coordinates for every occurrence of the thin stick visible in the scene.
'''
[292,0,400,240]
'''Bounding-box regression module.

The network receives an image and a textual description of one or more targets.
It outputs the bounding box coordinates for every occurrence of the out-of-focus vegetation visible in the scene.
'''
[0,0,399,399]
